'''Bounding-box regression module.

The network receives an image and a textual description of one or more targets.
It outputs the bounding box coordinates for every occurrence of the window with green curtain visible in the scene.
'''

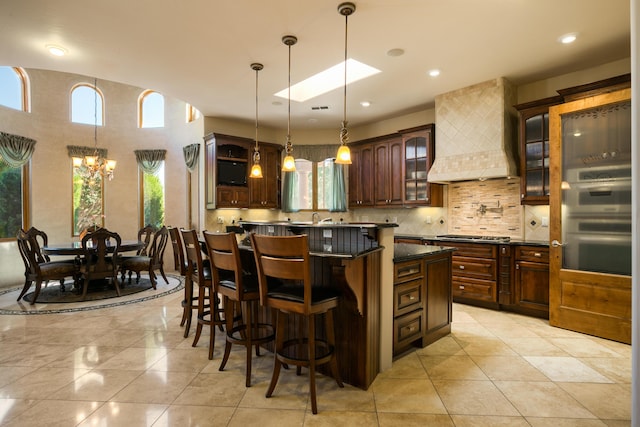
[141,161,165,228]
[0,163,24,239]
[281,157,346,212]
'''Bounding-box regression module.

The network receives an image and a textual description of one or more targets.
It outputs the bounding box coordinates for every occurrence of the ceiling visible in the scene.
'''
[0,0,631,130]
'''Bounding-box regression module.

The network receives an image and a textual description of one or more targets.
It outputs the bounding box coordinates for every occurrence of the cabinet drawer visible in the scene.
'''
[453,276,497,302]
[452,257,496,280]
[394,279,423,316]
[394,260,423,282]
[450,243,497,258]
[394,309,423,350]
[515,246,549,263]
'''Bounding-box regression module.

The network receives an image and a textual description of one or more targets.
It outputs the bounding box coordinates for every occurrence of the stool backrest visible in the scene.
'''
[250,233,312,313]
[203,231,248,298]
[180,228,206,285]
[168,226,187,275]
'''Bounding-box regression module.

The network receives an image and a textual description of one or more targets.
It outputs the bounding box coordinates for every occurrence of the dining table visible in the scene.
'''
[42,240,146,256]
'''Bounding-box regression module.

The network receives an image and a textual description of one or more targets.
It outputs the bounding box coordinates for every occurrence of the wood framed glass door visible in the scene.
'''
[549,88,632,344]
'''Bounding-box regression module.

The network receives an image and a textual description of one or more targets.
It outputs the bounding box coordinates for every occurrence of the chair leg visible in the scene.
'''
[325,309,344,388]
[207,287,217,360]
[159,267,169,284]
[16,279,32,301]
[29,280,43,305]
[244,300,253,387]
[214,293,225,332]
[81,276,90,301]
[112,273,121,296]
[192,286,206,347]
[181,276,194,337]
[219,297,235,369]
[308,314,318,414]
[149,271,157,289]
[266,310,285,398]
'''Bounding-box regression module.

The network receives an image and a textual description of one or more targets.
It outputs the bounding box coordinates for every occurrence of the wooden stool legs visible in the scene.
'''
[267,309,343,414]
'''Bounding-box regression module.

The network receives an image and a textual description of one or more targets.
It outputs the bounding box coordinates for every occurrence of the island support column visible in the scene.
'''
[378,227,395,372]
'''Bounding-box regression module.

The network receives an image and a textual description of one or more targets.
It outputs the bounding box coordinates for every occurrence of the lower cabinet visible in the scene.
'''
[393,252,452,356]
[512,246,549,318]
[451,243,499,308]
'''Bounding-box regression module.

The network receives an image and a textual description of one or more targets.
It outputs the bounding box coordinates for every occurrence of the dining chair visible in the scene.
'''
[78,228,122,300]
[250,233,343,414]
[22,226,78,291]
[170,227,198,336]
[120,224,157,283]
[181,228,224,358]
[16,228,80,304]
[203,230,274,386]
[119,226,169,288]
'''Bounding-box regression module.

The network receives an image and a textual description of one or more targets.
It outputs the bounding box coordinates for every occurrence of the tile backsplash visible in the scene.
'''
[447,178,522,238]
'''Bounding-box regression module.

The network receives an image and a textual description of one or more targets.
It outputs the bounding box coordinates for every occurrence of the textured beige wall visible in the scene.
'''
[0,69,203,288]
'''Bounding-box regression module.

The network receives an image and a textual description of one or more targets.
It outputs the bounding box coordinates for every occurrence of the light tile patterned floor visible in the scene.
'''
[0,287,631,426]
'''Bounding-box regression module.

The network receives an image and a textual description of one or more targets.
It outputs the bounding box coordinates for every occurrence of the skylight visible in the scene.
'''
[274,58,381,102]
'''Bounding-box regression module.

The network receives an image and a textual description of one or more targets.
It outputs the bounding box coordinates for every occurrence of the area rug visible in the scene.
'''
[0,274,183,315]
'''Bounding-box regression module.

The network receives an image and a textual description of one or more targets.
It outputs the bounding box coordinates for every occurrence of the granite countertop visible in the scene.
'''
[239,220,398,229]
[394,243,457,263]
[395,234,548,247]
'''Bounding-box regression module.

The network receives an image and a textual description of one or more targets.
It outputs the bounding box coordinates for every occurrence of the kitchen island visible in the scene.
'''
[239,220,396,389]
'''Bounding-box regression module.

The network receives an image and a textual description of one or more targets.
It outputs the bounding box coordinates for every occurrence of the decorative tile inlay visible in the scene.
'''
[447,178,522,238]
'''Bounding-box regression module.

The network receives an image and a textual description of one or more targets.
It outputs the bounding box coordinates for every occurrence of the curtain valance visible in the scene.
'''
[67,145,108,159]
[183,143,200,172]
[291,144,340,163]
[0,131,37,168]
[134,149,166,175]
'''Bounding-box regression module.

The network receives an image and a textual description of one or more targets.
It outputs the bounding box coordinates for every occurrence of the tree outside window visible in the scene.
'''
[72,164,103,235]
[0,163,23,239]
[142,162,165,228]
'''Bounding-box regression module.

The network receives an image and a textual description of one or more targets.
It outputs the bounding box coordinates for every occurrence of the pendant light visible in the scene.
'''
[335,2,355,165]
[281,35,297,172]
[250,62,264,178]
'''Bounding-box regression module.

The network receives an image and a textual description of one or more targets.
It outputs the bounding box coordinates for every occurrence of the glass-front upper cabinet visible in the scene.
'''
[401,124,442,207]
[515,96,562,205]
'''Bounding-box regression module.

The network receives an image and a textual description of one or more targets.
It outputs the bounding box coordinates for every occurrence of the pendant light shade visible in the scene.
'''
[334,2,355,165]
[250,62,264,178]
[282,35,297,172]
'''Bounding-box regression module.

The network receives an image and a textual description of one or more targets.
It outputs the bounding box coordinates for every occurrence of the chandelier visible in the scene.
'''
[335,2,355,165]
[72,78,116,180]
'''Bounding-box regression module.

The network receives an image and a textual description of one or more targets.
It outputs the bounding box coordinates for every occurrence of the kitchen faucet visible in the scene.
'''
[312,212,320,224]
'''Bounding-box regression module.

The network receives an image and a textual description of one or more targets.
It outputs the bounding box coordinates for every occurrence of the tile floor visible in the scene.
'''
[0,285,632,426]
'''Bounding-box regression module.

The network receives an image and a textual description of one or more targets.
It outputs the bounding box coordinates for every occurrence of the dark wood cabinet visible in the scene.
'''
[348,144,374,207]
[249,143,281,208]
[205,132,281,209]
[374,136,403,206]
[393,250,452,356]
[451,242,498,308]
[514,246,549,318]
[515,96,562,205]
[401,124,442,207]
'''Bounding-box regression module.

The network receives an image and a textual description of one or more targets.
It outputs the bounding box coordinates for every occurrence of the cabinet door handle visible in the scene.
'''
[516,263,520,270]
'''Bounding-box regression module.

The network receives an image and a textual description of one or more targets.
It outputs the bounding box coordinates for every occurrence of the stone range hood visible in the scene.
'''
[428,77,518,183]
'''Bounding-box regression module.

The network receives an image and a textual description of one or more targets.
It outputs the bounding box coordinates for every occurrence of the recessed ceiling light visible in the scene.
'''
[559,33,577,44]
[428,69,440,77]
[46,44,67,56]
[386,48,404,57]
[274,58,381,102]
[360,101,371,107]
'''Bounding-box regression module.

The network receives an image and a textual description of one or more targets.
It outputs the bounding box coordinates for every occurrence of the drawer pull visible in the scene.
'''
[534,252,541,257]
[459,285,465,289]
[459,265,465,270]
[408,296,415,300]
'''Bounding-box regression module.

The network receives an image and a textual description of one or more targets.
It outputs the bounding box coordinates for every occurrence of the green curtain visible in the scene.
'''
[0,131,36,168]
[134,149,166,174]
[183,143,199,172]
[329,161,347,212]
[281,171,299,213]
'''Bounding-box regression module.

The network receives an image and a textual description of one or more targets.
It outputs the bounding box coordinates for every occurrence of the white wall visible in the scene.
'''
[0,69,203,289]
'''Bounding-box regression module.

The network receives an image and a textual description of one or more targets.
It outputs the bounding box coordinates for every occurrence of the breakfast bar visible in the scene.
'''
[238,220,455,389]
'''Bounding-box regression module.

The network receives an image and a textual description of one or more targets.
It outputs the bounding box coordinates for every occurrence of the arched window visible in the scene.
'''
[0,66,30,112]
[186,103,200,123]
[71,83,104,125]
[139,90,164,128]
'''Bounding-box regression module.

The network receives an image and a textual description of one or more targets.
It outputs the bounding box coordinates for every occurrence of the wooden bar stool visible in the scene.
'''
[181,229,224,359]
[203,231,274,387]
[250,233,343,414]
[170,227,196,337]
